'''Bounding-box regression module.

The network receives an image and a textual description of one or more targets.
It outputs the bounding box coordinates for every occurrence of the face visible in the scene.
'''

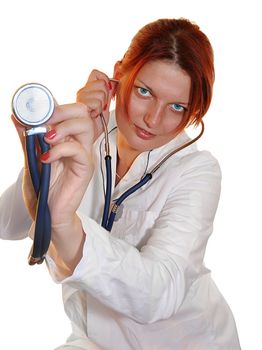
[115,60,191,155]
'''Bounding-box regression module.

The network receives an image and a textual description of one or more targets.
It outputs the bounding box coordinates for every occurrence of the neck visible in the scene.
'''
[116,132,140,180]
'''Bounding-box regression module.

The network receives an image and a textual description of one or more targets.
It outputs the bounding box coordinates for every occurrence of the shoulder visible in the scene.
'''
[150,150,222,209]
[146,147,221,210]
[179,149,221,177]
[151,130,221,177]
[156,132,222,183]
[168,150,222,195]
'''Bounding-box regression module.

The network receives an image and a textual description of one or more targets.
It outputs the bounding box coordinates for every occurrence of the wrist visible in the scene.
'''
[51,214,79,237]
[49,214,86,276]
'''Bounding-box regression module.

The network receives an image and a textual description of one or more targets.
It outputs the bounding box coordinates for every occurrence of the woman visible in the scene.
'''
[0,18,241,349]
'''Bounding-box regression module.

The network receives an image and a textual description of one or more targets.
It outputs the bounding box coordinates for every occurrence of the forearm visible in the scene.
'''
[56,215,180,323]
[55,155,221,322]
[48,214,85,278]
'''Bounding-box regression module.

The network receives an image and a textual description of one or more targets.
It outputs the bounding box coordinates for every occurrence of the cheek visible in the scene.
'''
[160,114,183,135]
[128,94,149,120]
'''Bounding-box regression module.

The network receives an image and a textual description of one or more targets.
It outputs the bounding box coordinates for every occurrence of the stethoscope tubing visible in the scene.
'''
[103,173,153,231]
[36,133,51,255]
[100,120,204,232]
[26,134,40,193]
[26,132,51,264]
[101,155,112,228]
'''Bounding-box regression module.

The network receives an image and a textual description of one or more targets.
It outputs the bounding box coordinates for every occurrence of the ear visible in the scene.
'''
[113,60,123,80]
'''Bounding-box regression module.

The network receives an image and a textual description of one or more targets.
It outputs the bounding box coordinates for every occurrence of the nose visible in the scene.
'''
[143,102,163,129]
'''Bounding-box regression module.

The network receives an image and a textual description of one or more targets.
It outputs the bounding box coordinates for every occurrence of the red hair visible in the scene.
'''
[116,18,214,132]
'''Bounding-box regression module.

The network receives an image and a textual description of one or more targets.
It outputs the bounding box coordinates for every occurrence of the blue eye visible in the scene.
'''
[171,103,185,112]
[137,87,151,97]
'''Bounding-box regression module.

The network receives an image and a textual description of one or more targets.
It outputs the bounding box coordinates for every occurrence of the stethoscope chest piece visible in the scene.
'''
[12,83,54,127]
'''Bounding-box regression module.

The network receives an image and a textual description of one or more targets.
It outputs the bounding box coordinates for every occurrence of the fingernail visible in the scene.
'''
[103,103,107,111]
[45,129,56,140]
[108,81,112,90]
[40,151,50,161]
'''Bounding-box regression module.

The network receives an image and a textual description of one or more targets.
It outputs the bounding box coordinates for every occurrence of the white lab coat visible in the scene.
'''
[0,112,241,349]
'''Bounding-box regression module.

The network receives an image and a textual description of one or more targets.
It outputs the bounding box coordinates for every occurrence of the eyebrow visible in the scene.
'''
[135,78,190,106]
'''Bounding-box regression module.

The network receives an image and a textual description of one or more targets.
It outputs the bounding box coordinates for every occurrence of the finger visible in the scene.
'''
[103,78,119,113]
[76,88,107,118]
[86,70,111,103]
[40,140,92,168]
[86,69,110,85]
[45,117,94,150]
[48,103,90,126]
[77,70,113,116]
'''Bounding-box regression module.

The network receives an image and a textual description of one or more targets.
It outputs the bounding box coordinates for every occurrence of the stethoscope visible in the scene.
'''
[12,82,204,264]
[12,83,54,265]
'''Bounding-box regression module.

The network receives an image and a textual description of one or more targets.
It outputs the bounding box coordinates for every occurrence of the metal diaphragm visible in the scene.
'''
[12,83,54,127]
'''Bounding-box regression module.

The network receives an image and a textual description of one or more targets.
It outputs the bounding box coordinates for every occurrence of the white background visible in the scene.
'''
[0,0,261,349]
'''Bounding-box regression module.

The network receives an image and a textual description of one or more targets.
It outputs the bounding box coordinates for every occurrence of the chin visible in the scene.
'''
[127,134,161,153]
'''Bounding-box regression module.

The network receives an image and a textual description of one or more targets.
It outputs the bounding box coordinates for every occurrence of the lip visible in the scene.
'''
[134,124,155,140]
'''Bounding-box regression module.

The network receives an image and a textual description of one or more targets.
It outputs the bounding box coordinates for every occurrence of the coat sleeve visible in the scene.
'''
[47,152,221,324]
[54,335,103,350]
[0,169,31,240]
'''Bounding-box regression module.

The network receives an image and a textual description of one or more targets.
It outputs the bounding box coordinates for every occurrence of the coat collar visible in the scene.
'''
[96,111,199,191]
